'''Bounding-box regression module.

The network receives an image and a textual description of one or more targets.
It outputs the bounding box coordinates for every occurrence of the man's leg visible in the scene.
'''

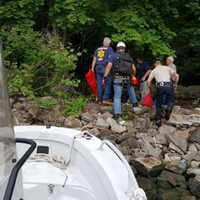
[103,75,112,101]
[127,82,138,107]
[165,86,174,120]
[155,87,163,127]
[96,73,103,102]
[113,80,123,117]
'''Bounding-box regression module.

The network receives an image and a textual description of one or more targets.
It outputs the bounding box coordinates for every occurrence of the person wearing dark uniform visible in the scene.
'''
[103,42,138,121]
[147,61,176,127]
[91,37,114,103]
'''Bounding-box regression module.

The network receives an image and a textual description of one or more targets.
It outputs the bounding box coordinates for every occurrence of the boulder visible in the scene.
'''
[81,112,96,123]
[190,128,200,144]
[187,168,200,176]
[188,144,198,152]
[157,170,186,188]
[106,117,127,133]
[169,143,184,155]
[156,125,176,145]
[143,140,162,158]
[190,161,200,168]
[102,112,113,120]
[166,131,188,153]
[133,107,144,115]
[164,153,181,163]
[194,107,200,113]
[137,176,157,200]
[183,151,198,164]
[134,116,151,131]
[189,176,200,197]
[168,114,193,127]
[96,117,110,129]
[89,128,101,137]
[165,159,187,174]
[64,117,82,128]
[133,156,164,176]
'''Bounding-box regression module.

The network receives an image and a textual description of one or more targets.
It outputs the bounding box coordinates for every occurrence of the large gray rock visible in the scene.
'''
[157,170,186,188]
[156,125,176,145]
[64,117,82,128]
[190,161,200,168]
[81,112,96,123]
[169,143,184,155]
[187,168,200,176]
[166,131,188,153]
[168,114,193,127]
[189,176,200,197]
[134,117,151,131]
[133,156,164,176]
[165,159,187,174]
[190,128,200,144]
[168,113,200,127]
[164,153,181,163]
[183,151,198,164]
[96,117,110,129]
[106,117,127,133]
[143,140,162,158]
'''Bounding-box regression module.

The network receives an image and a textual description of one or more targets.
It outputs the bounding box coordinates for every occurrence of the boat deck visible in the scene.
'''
[22,160,95,200]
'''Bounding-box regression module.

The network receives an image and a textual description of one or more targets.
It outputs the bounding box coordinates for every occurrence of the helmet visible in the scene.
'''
[116,41,126,48]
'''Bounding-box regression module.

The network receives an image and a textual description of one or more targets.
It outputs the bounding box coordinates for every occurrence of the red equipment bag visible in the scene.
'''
[131,76,140,87]
[85,70,97,96]
[142,92,153,108]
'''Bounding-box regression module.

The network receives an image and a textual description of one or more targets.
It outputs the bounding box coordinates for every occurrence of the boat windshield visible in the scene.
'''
[0,48,16,182]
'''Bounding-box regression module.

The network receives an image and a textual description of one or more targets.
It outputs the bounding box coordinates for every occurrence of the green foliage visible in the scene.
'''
[32,36,78,95]
[0,0,199,105]
[64,96,88,116]
[105,9,175,57]
[37,98,58,109]
[0,0,44,27]
[50,0,94,32]
[1,24,42,65]
[8,64,35,99]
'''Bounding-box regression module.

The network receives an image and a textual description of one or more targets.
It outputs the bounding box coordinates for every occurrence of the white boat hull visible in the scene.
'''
[14,126,147,200]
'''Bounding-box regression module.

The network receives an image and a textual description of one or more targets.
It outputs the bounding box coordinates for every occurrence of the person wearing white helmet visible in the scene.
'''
[91,37,114,104]
[103,41,138,121]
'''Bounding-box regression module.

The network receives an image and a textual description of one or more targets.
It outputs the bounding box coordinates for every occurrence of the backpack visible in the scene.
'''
[113,53,133,76]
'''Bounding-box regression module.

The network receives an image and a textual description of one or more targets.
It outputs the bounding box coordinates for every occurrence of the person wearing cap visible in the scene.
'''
[147,60,176,127]
[91,37,114,104]
[103,41,138,121]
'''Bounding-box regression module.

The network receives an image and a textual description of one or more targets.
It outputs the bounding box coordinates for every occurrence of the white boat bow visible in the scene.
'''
[14,125,147,200]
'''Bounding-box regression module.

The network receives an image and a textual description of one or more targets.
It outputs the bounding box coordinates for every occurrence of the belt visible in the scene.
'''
[156,82,172,87]
[114,75,129,80]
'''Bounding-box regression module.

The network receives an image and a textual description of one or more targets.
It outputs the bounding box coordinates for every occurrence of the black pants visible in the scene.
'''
[156,85,174,121]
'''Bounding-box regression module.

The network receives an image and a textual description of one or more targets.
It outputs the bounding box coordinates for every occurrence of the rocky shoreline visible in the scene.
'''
[11,96,200,200]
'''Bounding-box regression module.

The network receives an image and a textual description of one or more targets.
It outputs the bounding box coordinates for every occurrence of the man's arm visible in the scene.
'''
[102,62,112,85]
[104,62,112,78]
[147,71,154,88]
[141,69,152,81]
[132,64,136,75]
[91,56,96,72]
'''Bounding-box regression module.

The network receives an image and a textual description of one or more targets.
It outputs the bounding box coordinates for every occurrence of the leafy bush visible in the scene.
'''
[37,98,58,109]
[105,9,175,57]
[8,64,35,99]
[64,96,88,116]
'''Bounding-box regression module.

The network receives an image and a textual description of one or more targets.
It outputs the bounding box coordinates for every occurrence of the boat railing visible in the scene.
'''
[3,138,36,200]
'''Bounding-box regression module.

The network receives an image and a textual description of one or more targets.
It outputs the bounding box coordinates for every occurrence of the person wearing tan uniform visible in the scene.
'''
[147,61,176,127]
